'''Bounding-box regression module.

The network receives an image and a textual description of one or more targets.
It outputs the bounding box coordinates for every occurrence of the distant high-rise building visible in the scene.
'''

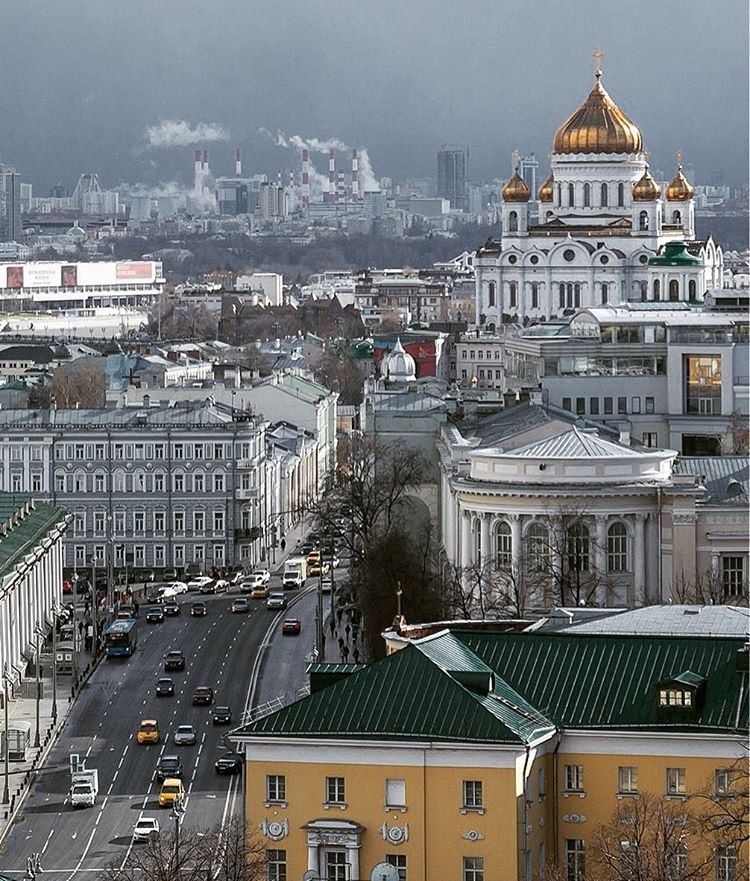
[518,153,539,198]
[437,146,467,210]
[0,165,22,242]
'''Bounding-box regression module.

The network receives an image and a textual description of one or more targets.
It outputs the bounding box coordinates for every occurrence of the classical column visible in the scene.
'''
[460,508,472,572]
[347,844,361,881]
[595,515,608,606]
[480,513,492,573]
[307,841,317,872]
[509,514,522,578]
[634,514,646,606]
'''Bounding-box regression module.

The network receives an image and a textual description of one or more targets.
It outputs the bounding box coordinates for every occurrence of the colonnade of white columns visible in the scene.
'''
[455,506,649,607]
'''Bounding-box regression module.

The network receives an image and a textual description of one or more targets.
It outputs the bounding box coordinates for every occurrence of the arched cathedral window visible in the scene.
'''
[583,183,591,207]
[600,183,608,207]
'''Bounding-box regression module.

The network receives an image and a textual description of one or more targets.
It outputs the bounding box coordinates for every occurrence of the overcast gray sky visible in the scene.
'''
[3,0,747,192]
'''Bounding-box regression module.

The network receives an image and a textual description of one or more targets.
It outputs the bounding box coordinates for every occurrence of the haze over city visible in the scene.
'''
[2,0,748,191]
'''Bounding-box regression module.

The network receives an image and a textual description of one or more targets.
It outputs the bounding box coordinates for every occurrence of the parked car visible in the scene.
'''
[133,816,160,841]
[173,724,196,746]
[190,602,207,617]
[213,579,230,592]
[281,618,302,636]
[199,580,217,594]
[155,677,174,697]
[215,752,242,775]
[163,568,178,581]
[211,705,232,725]
[192,686,214,706]
[229,570,246,585]
[163,601,180,617]
[187,576,213,592]
[156,755,183,782]
[146,606,165,624]
[230,598,249,614]
[164,650,185,671]
[165,581,189,595]
[266,592,287,610]
[251,569,271,585]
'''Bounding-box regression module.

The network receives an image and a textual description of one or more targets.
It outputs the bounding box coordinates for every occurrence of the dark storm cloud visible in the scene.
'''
[2,0,747,191]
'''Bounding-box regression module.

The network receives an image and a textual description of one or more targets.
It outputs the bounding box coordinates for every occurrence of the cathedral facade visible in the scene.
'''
[474,68,723,325]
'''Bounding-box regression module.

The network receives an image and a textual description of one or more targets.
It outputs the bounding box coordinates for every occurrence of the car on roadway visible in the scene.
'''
[187,575,213,592]
[158,777,185,808]
[133,816,160,841]
[146,606,165,624]
[117,603,138,620]
[229,569,246,585]
[166,581,189,595]
[211,705,232,725]
[173,724,196,746]
[136,719,160,744]
[215,752,242,775]
[251,569,271,585]
[306,550,321,566]
[156,754,183,782]
[163,601,180,617]
[192,686,214,706]
[308,561,329,578]
[281,618,302,636]
[156,677,175,697]
[146,585,168,603]
[190,602,207,617]
[266,592,287,610]
[250,584,270,599]
[213,578,230,592]
[164,650,185,671]
[230,598,249,614]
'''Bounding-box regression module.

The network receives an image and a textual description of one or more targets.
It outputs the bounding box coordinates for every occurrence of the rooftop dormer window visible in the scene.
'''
[656,671,706,721]
[659,688,692,707]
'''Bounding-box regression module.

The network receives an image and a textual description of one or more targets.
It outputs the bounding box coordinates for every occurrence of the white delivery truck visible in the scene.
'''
[282,556,307,589]
[70,769,99,807]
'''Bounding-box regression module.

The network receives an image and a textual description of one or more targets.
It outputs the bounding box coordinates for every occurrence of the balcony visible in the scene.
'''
[236,488,258,500]
[235,527,262,541]
[236,458,256,469]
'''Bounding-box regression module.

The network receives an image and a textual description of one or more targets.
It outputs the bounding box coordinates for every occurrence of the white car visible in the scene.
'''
[213,579,230,592]
[174,724,196,745]
[230,571,246,585]
[187,576,213,592]
[252,569,271,585]
[133,816,160,841]
[166,581,189,595]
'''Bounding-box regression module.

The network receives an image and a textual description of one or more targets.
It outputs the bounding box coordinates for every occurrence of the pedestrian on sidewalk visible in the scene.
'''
[344,623,350,640]
[338,636,344,651]
[353,647,360,664]
[336,608,343,625]
[342,644,350,662]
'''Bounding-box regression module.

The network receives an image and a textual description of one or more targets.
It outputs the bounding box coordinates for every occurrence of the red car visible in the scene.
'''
[281,618,301,636]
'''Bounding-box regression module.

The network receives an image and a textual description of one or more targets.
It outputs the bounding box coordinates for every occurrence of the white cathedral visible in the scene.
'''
[474,67,723,325]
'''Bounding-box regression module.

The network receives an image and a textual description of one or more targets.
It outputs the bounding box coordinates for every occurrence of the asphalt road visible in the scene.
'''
[0,583,309,878]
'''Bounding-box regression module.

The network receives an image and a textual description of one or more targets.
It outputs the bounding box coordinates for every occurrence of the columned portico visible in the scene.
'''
[595,515,608,606]
[304,819,363,881]
[634,513,646,605]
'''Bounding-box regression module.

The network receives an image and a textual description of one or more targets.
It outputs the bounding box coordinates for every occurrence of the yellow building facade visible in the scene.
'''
[233,615,748,881]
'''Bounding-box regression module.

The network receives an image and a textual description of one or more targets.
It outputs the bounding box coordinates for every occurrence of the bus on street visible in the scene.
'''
[103,618,138,657]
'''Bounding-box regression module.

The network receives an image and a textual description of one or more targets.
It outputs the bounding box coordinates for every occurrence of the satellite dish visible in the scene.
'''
[371,864,400,881]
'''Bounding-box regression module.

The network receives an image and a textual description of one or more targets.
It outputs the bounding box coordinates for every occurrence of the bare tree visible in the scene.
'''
[99,818,265,881]
[158,302,218,340]
[671,565,747,607]
[30,359,107,409]
[724,409,750,455]
[315,347,365,406]
[693,756,750,860]
[592,792,717,881]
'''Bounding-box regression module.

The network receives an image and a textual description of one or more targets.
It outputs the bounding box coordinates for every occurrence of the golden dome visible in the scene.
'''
[538,172,554,202]
[502,167,531,202]
[632,165,661,201]
[665,166,694,201]
[553,71,643,155]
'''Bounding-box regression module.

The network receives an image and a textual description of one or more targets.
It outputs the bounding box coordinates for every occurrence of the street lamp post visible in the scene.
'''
[71,574,79,683]
[171,794,185,878]
[90,556,98,656]
[51,605,58,724]
[2,663,11,805]
[33,627,44,749]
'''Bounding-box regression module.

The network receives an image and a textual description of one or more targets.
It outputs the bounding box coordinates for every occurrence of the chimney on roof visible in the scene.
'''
[618,428,631,446]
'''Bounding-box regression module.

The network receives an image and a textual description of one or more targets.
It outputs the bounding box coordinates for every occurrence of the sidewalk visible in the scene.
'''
[0,636,99,841]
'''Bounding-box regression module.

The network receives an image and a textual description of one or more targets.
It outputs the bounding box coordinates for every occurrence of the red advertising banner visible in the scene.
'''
[116,262,152,281]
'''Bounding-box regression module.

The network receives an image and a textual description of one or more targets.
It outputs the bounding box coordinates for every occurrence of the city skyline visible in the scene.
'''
[1,0,747,192]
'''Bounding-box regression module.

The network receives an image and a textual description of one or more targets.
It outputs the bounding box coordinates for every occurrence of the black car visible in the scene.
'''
[146,586,166,603]
[192,686,214,706]
[211,705,232,725]
[163,601,180,617]
[190,602,207,617]
[164,650,185,672]
[146,606,165,624]
[156,676,175,696]
[156,754,183,781]
[215,752,242,775]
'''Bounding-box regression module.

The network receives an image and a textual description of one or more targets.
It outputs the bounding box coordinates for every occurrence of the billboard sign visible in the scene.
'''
[116,262,153,281]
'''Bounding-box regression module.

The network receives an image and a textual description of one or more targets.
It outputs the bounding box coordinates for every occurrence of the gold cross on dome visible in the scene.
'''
[592,48,605,75]
[512,149,521,166]
[675,149,684,167]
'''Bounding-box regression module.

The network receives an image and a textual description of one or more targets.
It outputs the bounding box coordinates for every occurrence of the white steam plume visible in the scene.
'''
[259,128,380,192]
[146,119,230,149]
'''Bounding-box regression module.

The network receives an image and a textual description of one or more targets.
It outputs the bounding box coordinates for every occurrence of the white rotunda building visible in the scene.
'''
[474,67,723,324]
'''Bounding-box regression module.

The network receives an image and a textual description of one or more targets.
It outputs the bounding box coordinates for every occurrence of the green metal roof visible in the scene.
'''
[237,642,552,744]
[0,494,68,581]
[233,629,747,747]
[454,631,747,732]
[648,240,702,266]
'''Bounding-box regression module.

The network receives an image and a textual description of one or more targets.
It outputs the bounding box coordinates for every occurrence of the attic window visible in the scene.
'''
[659,688,692,707]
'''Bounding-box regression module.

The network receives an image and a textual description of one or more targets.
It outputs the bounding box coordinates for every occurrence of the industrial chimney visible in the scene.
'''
[351,148,359,200]
[328,149,336,204]
[235,149,242,176]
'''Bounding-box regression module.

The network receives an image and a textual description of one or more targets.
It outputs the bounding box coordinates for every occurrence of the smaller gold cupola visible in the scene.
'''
[502,167,531,202]
[538,172,554,202]
[665,165,694,201]
[632,165,661,201]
